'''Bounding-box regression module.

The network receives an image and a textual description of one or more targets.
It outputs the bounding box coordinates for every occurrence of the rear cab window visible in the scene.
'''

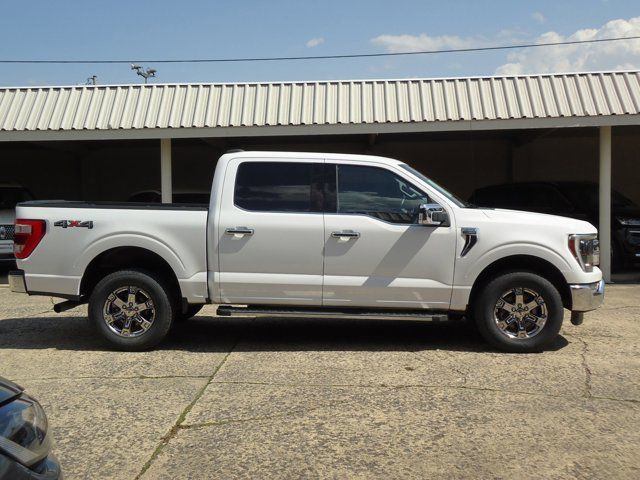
[234,162,324,213]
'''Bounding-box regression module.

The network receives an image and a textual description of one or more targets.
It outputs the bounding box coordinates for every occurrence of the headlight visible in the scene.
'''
[0,393,51,467]
[616,217,640,226]
[569,234,600,273]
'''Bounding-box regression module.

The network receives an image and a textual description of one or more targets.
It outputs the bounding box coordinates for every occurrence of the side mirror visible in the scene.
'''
[418,203,449,226]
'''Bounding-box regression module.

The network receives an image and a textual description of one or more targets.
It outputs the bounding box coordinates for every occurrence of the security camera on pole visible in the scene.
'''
[131,64,157,83]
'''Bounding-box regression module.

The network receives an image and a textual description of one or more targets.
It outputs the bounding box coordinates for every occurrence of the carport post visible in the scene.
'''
[160,138,172,204]
[599,126,612,283]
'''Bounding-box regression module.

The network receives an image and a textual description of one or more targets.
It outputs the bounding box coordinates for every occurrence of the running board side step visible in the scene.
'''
[216,305,449,322]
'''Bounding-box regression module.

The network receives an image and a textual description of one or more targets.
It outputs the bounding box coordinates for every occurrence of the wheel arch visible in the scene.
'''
[80,246,181,301]
[468,255,572,311]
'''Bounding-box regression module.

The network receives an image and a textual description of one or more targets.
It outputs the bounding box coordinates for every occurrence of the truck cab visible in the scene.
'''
[9,152,604,353]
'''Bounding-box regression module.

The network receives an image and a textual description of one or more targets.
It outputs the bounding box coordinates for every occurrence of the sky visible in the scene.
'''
[0,0,639,87]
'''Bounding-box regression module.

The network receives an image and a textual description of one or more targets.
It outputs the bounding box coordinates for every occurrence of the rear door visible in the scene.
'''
[217,158,325,305]
[322,162,457,309]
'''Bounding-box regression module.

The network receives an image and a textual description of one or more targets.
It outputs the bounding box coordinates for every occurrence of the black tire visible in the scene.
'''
[176,304,204,322]
[473,271,563,353]
[88,269,176,351]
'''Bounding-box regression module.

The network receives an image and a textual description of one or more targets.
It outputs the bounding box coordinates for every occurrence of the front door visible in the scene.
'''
[218,159,325,305]
[323,163,457,309]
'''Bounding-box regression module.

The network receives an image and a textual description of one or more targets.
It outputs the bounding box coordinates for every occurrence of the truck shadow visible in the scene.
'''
[0,315,569,353]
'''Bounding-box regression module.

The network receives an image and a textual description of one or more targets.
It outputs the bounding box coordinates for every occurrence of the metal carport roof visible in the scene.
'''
[1,70,639,141]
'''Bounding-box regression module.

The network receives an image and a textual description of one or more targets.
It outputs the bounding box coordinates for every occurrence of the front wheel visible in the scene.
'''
[473,272,564,353]
[88,269,176,351]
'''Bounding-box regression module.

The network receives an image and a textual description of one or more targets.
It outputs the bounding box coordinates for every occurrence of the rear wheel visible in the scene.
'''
[473,272,563,353]
[88,269,176,351]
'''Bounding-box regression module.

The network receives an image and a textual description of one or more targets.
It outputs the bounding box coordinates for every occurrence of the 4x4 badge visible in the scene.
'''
[54,220,94,229]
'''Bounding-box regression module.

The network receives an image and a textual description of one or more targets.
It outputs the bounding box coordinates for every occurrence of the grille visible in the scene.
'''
[0,224,14,241]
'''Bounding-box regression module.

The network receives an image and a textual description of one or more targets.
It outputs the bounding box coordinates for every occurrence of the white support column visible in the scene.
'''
[599,126,612,283]
[160,138,172,204]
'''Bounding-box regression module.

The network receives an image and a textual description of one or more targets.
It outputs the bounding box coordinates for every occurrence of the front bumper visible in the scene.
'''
[8,269,27,294]
[570,279,605,312]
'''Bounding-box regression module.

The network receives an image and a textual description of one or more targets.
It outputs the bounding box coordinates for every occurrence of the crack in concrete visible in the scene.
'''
[563,332,623,339]
[10,374,212,382]
[4,308,54,319]
[171,380,640,433]
[409,349,468,385]
[578,337,593,398]
[181,384,406,431]
[134,340,238,480]
[207,379,639,405]
[212,380,408,388]
[600,305,640,311]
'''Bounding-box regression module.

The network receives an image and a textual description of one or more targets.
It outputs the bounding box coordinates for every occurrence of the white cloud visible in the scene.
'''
[495,17,640,75]
[532,12,546,24]
[371,17,640,75]
[305,37,325,48]
[370,33,481,53]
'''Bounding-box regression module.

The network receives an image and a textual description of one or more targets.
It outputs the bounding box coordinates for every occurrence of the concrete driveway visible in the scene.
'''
[0,284,638,479]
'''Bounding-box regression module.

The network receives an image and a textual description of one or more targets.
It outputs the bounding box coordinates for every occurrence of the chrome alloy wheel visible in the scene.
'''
[102,286,156,338]
[493,287,548,340]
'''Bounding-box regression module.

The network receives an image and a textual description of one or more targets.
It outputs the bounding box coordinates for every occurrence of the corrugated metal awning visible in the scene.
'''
[1,71,639,141]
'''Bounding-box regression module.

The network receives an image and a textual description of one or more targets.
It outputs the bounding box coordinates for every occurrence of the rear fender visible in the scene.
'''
[76,234,186,281]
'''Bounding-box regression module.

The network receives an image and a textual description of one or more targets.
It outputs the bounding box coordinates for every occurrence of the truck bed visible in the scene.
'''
[15,200,210,303]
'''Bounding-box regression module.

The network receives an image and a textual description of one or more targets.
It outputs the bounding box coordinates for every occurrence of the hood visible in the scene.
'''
[480,208,597,234]
[0,208,15,225]
[0,377,23,405]
[614,205,640,220]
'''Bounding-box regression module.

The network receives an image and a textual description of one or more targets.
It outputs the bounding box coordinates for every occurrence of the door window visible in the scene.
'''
[332,164,431,224]
[234,162,323,213]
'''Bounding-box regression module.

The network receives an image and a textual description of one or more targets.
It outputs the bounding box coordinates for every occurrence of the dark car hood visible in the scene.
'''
[613,206,640,218]
[560,206,640,227]
[0,377,23,404]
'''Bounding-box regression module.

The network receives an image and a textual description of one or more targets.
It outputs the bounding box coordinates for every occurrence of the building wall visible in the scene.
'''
[0,143,83,200]
[80,141,216,201]
[513,128,640,205]
[614,129,640,205]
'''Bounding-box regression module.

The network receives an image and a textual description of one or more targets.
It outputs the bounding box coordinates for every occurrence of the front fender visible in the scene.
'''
[458,242,574,287]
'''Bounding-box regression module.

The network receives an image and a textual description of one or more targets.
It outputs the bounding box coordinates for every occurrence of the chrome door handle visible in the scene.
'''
[331,230,360,239]
[225,227,254,236]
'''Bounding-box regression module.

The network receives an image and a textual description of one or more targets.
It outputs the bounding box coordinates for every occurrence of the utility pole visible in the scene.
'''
[131,64,157,84]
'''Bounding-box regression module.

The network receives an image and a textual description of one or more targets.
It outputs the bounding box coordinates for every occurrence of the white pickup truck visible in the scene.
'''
[9,151,604,352]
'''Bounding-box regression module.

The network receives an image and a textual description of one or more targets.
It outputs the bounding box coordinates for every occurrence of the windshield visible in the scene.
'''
[399,164,468,208]
[0,187,33,209]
